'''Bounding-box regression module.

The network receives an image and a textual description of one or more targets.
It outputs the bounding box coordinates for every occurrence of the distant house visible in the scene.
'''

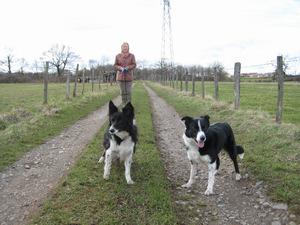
[241,72,273,78]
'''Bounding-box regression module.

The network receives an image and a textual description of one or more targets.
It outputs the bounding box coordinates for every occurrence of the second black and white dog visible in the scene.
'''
[181,115,244,195]
[98,100,137,184]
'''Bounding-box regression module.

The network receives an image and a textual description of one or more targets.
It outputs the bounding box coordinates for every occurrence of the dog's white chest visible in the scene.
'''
[187,146,211,163]
[110,137,135,161]
[183,134,211,163]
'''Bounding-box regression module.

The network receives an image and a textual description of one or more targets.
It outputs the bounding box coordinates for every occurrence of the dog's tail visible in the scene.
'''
[236,145,244,159]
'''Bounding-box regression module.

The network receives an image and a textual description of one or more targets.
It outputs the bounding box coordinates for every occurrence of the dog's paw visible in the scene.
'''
[204,189,213,195]
[181,183,192,188]
[98,157,104,163]
[238,153,244,160]
[235,173,242,181]
[103,174,109,180]
[127,180,135,185]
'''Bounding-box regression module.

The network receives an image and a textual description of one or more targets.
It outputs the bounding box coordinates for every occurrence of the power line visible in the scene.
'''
[225,62,274,71]
[225,56,300,71]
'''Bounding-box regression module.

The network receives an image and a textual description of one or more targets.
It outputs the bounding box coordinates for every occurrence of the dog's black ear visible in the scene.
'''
[122,102,134,120]
[109,100,118,116]
[203,115,210,120]
[203,115,210,127]
[181,116,193,127]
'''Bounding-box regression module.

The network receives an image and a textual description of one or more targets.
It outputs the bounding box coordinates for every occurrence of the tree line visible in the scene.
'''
[0,44,84,75]
[1,42,298,83]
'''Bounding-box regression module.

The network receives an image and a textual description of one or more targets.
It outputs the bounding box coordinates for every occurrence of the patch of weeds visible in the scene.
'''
[7,124,27,143]
[294,130,300,141]
[40,104,61,116]
[0,119,7,130]
[0,107,31,125]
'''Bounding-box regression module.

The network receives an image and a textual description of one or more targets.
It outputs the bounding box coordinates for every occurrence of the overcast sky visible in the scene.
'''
[1,0,300,74]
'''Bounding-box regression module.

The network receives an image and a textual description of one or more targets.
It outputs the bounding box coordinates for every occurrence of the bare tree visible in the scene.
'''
[89,59,98,69]
[137,59,148,69]
[210,62,228,81]
[0,50,15,74]
[100,55,110,65]
[42,44,79,76]
[19,58,29,74]
[0,60,4,72]
[97,55,113,80]
[31,60,43,73]
[8,55,12,74]
[282,55,288,78]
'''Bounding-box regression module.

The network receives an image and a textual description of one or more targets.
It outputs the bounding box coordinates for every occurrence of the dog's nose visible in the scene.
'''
[109,128,115,134]
[200,136,206,142]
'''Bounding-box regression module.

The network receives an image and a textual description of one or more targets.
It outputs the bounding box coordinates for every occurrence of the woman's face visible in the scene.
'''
[121,43,129,53]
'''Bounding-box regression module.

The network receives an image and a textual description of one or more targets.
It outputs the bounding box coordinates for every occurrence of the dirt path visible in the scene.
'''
[0,97,121,225]
[145,84,296,225]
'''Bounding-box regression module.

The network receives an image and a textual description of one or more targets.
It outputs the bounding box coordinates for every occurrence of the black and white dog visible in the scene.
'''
[98,100,138,184]
[181,115,244,195]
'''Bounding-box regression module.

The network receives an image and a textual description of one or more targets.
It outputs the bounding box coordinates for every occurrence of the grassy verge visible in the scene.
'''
[29,82,177,225]
[147,82,300,214]
[0,83,119,171]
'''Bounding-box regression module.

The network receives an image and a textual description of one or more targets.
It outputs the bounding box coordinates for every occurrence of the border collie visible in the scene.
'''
[98,100,138,184]
[181,115,244,195]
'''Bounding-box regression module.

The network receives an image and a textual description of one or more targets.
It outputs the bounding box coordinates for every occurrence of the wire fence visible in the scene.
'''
[148,56,298,124]
[42,63,117,104]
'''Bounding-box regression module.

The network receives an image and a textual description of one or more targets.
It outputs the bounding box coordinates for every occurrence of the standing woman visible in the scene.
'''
[114,42,136,105]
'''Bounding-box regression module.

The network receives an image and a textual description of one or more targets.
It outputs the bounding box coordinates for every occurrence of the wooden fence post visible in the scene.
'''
[106,72,109,88]
[73,64,79,97]
[180,72,183,91]
[164,69,167,86]
[98,70,102,91]
[168,69,171,87]
[66,71,70,99]
[110,72,113,86]
[214,67,219,100]
[185,69,188,92]
[163,69,166,86]
[171,70,175,89]
[175,71,178,90]
[160,67,163,85]
[234,62,241,109]
[201,69,205,99]
[43,61,49,104]
[91,67,94,92]
[276,56,284,124]
[192,72,195,96]
[82,68,86,95]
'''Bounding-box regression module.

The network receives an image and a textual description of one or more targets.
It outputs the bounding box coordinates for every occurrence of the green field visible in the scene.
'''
[175,81,300,125]
[0,83,119,171]
[0,82,112,114]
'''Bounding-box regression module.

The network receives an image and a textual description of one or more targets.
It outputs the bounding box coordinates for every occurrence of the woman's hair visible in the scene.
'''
[121,42,129,48]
